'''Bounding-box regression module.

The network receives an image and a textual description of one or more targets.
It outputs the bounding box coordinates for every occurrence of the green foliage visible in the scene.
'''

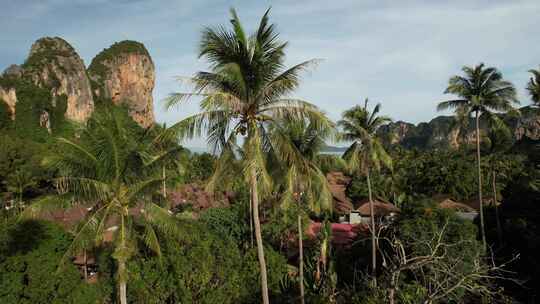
[400,203,481,261]
[0,133,51,202]
[89,220,288,303]
[25,104,186,303]
[527,66,540,106]
[270,118,335,216]
[496,149,540,302]
[0,74,21,89]
[49,94,70,133]
[126,220,246,303]
[316,154,347,174]
[183,152,216,182]
[392,205,483,303]
[11,80,52,140]
[199,204,250,244]
[0,220,101,304]
[339,99,392,175]
[242,246,289,301]
[0,76,69,140]
[345,149,486,203]
[394,150,477,201]
[346,172,388,202]
[22,37,75,74]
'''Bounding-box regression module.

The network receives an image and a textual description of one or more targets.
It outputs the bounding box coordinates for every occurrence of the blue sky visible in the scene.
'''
[1,0,539,147]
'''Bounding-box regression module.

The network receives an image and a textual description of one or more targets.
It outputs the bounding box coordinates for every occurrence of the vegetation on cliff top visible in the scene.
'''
[0,76,69,140]
[88,40,151,78]
[21,37,77,86]
[87,40,152,101]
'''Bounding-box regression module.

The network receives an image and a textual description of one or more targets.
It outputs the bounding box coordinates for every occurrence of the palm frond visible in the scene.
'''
[144,202,180,236]
[437,99,469,112]
[54,177,111,202]
[21,194,73,219]
[142,222,162,257]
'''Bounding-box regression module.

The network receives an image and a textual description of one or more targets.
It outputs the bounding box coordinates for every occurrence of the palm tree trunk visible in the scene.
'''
[162,166,167,199]
[251,168,270,304]
[475,111,487,251]
[298,213,305,304]
[83,249,88,281]
[366,168,377,285]
[492,171,503,245]
[249,188,254,247]
[118,260,127,304]
[118,214,128,304]
[388,270,399,304]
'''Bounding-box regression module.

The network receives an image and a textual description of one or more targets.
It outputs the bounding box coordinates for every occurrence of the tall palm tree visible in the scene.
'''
[527,66,540,107]
[25,107,182,304]
[338,99,392,284]
[437,63,518,250]
[484,119,514,246]
[271,119,334,303]
[165,9,328,304]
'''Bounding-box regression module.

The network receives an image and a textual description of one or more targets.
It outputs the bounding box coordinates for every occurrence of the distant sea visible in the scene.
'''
[319,151,344,156]
[186,146,344,157]
[185,147,213,154]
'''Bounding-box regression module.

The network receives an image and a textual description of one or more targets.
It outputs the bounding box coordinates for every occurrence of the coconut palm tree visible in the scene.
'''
[24,107,182,304]
[484,122,514,246]
[164,9,328,303]
[338,99,392,284]
[271,119,334,303]
[527,66,540,107]
[437,63,518,250]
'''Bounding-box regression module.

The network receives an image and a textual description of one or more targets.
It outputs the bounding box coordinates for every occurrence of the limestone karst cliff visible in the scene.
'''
[22,37,95,123]
[0,85,17,120]
[88,41,155,128]
[0,37,156,133]
[377,106,540,150]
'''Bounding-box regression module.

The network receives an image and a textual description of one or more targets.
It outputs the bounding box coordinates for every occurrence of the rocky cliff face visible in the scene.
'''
[512,107,540,141]
[0,37,156,132]
[22,37,94,123]
[0,86,17,119]
[88,41,155,128]
[378,106,540,150]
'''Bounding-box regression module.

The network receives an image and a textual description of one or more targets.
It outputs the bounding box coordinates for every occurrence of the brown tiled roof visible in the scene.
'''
[464,195,498,211]
[305,221,369,248]
[356,199,400,216]
[73,254,96,265]
[39,205,89,229]
[167,183,231,212]
[326,171,354,214]
[438,198,476,212]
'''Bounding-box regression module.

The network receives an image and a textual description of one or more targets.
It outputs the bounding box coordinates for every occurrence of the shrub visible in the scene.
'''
[103,220,289,303]
[0,220,101,304]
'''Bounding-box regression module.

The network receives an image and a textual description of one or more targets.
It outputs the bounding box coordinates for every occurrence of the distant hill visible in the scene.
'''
[376,106,540,150]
